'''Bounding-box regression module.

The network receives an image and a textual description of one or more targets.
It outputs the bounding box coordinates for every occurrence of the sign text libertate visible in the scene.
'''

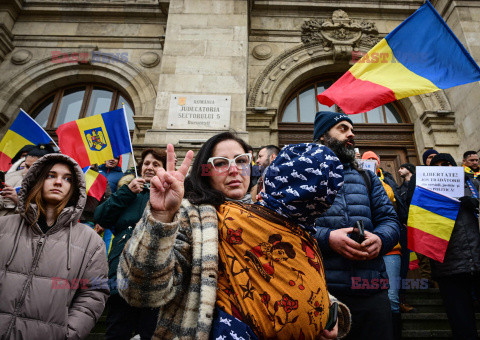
[168,95,231,130]
[415,166,464,198]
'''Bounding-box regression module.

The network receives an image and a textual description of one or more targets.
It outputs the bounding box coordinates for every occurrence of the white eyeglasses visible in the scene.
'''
[207,153,252,173]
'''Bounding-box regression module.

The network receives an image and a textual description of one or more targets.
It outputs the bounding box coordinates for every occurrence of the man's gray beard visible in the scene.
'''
[322,133,356,164]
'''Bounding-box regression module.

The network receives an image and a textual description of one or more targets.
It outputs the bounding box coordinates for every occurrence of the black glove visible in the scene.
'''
[459,196,479,214]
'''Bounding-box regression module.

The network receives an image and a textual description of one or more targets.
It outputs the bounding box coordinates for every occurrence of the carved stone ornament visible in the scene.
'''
[11,49,32,65]
[252,44,273,60]
[301,10,379,61]
[140,52,160,68]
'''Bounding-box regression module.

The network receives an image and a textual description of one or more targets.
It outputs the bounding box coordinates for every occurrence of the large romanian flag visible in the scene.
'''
[83,167,108,201]
[317,1,480,114]
[57,108,132,168]
[407,186,461,263]
[0,110,53,171]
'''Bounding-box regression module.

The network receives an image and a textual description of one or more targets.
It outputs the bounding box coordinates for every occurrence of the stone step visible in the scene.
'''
[402,298,446,313]
[401,313,480,330]
[404,288,441,299]
[402,329,480,339]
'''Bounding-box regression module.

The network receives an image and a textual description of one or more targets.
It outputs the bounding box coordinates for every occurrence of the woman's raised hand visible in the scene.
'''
[150,144,194,222]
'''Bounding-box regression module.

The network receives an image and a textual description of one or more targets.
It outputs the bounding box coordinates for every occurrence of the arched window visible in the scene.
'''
[31,84,135,131]
[280,78,404,124]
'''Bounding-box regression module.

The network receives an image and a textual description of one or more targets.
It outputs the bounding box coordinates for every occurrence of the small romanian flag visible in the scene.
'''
[0,110,53,171]
[57,108,132,168]
[317,1,480,114]
[407,186,461,263]
[83,167,108,201]
[409,251,419,271]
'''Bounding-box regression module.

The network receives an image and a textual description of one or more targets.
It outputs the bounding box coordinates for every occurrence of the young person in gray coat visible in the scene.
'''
[0,153,109,340]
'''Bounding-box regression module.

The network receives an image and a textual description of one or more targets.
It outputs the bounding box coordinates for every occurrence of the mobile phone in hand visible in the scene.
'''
[325,302,338,331]
[349,220,365,244]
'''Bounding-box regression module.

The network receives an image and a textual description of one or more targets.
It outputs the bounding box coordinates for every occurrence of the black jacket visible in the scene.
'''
[94,183,150,294]
[430,174,480,278]
[381,169,408,225]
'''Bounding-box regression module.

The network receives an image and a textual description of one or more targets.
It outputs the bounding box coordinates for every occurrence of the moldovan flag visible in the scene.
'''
[317,1,480,114]
[407,186,461,263]
[57,108,131,168]
[83,167,108,201]
[0,109,54,171]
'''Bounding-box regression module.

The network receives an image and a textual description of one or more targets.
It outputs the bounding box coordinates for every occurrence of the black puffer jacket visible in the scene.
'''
[430,174,480,278]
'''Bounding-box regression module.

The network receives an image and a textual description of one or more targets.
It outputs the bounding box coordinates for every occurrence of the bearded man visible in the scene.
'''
[312,111,400,340]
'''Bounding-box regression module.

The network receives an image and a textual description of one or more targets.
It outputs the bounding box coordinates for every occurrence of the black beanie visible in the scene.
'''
[313,111,353,142]
[430,153,457,167]
[422,149,439,165]
[400,163,415,174]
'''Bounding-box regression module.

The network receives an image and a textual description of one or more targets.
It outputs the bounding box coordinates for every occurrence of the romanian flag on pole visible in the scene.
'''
[57,108,132,168]
[83,167,108,201]
[407,186,461,263]
[0,110,54,171]
[317,1,480,114]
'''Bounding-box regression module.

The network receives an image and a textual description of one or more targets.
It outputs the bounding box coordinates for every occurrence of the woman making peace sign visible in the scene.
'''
[118,132,351,340]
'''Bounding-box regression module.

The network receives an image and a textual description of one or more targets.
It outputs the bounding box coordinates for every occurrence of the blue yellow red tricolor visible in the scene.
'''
[0,110,53,171]
[407,186,461,263]
[318,1,480,114]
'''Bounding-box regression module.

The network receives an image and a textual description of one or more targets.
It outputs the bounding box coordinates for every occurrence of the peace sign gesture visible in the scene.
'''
[150,144,194,222]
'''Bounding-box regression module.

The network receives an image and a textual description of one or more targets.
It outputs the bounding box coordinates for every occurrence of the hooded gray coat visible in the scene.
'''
[0,154,109,340]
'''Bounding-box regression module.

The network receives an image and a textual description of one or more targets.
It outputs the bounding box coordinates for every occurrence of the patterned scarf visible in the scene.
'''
[258,143,344,231]
[464,165,480,179]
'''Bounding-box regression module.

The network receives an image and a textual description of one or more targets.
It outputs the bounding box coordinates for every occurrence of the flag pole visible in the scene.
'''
[122,104,138,178]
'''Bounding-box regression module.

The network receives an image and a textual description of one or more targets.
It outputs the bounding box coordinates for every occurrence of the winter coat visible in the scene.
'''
[314,164,400,295]
[0,153,109,340]
[430,174,480,278]
[94,183,150,295]
[98,164,124,194]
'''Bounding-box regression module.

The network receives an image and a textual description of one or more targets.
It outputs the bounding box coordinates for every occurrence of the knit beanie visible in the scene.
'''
[430,153,457,167]
[422,149,439,165]
[313,111,353,142]
[400,163,415,174]
[361,151,380,164]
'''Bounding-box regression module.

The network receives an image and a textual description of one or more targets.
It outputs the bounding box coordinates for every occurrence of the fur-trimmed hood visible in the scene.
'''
[17,153,86,232]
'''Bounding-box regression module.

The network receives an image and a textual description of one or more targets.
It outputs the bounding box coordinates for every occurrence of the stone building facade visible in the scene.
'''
[0,0,479,180]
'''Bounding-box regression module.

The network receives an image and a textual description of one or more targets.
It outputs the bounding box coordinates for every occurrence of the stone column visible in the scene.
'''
[0,0,21,64]
[145,0,249,149]
[433,1,480,155]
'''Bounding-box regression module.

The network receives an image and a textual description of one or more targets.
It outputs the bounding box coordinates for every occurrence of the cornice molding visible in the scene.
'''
[251,0,424,14]
[19,0,169,20]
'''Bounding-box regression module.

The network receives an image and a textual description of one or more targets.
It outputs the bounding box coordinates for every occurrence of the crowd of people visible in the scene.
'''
[0,110,479,340]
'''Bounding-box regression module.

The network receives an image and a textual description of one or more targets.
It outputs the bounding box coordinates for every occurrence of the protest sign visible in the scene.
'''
[415,166,464,198]
[357,159,377,174]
